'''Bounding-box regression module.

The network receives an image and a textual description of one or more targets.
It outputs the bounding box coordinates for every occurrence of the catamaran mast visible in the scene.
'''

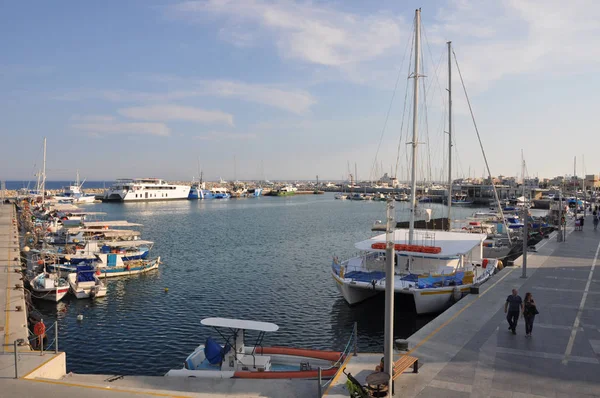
[446,41,453,231]
[408,9,421,244]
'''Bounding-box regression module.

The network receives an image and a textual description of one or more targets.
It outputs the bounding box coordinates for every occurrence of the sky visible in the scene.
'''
[1,0,600,182]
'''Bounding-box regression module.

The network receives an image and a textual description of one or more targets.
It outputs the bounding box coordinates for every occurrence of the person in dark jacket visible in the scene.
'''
[505,289,523,335]
[523,292,538,337]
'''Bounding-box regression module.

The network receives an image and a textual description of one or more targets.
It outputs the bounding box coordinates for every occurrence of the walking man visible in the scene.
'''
[594,214,599,231]
[505,289,523,335]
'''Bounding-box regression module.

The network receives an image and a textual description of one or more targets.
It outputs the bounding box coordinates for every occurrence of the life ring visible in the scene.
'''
[34,321,46,337]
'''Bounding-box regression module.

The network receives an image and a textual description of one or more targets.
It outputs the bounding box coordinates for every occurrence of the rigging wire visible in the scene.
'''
[453,48,511,243]
[369,15,414,183]
[394,15,416,182]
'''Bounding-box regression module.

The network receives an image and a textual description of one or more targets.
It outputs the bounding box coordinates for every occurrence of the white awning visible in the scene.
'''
[355,229,486,258]
[100,240,154,247]
[201,317,279,332]
[83,221,143,227]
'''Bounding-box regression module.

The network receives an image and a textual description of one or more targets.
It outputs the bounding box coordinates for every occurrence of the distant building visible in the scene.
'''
[380,173,399,188]
[585,175,600,191]
[523,177,539,188]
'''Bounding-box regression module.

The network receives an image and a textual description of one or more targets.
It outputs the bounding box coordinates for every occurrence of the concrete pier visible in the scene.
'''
[0,202,66,382]
[326,216,600,397]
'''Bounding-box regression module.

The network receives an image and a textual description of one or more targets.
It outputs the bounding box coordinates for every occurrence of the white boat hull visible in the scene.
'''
[332,261,497,314]
[67,273,107,299]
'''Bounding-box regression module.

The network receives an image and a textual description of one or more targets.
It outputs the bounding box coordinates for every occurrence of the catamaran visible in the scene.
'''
[102,178,191,202]
[166,317,343,379]
[331,11,500,314]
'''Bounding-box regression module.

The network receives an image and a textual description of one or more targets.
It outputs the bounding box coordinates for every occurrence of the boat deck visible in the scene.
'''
[326,216,600,397]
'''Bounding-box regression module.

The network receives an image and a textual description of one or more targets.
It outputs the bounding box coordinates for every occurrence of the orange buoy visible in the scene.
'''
[34,321,46,337]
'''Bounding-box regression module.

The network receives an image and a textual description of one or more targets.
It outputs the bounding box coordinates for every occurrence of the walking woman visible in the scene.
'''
[523,292,539,337]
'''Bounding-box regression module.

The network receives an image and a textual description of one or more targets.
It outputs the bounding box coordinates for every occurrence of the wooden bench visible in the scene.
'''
[391,355,418,395]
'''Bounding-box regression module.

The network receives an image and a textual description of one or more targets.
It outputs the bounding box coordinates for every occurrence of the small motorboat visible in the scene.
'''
[166,317,343,379]
[31,272,69,302]
[67,264,107,299]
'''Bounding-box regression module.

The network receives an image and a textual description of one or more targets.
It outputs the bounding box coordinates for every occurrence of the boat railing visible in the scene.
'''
[11,320,59,379]
[317,322,357,396]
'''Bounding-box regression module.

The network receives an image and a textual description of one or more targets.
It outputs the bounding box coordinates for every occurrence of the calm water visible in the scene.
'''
[33,194,493,375]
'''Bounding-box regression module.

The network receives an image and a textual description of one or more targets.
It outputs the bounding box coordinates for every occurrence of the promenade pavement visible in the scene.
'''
[327,216,600,398]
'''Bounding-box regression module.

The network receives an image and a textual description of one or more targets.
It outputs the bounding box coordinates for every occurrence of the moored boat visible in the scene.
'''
[102,178,191,202]
[30,272,69,302]
[95,255,160,278]
[166,317,342,379]
[68,264,107,299]
[331,229,499,314]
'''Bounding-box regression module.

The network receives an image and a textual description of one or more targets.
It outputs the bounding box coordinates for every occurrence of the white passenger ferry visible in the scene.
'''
[102,178,190,202]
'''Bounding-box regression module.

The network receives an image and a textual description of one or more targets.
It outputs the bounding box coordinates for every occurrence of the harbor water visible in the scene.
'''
[33,193,517,375]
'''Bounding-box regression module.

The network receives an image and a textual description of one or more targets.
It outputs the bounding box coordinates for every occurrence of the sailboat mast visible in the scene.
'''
[408,8,421,244]
[42,137,47,205]
[446,41,453,230]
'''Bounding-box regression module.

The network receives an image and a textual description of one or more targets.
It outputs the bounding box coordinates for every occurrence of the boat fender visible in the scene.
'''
[482,259,489,269]
[452,286,462,302]
[125,264,130,271]
[371,280,377,290]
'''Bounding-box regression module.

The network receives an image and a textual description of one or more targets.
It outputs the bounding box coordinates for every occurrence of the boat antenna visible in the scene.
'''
[408,9,421,244]
[452,49,511,243]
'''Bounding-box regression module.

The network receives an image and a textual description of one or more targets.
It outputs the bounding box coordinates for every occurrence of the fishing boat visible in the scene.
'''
[53,172,97,204]
[273,185,297,196]
[246,187,263,197]
[95,255,160,278]
[102,178,191,202]
[451,192,473,206]
[30,271,69,302]
[204,187,231,199]
[166,317,342,379]
[67,264,107,299]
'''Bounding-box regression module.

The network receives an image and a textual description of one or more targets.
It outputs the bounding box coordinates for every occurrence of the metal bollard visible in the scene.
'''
[353,322,358,356]
[14,341,18,379]
[317,367,322,397]
[55,322,58,354]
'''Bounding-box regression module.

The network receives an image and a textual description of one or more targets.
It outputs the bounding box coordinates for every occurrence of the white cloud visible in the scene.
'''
[194,131,257,141]
[118,104,234,126]
[169,0,407,67]
[198,80,315,114]
[55,80,315,114]
[69,114,115,123]
[72,121,171,137]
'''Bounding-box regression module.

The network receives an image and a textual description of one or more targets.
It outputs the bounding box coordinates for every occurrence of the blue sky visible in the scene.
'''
[1,0,599,182]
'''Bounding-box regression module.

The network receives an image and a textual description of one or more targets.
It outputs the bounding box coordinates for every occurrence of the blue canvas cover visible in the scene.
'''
[417,272,465,289]
[100,245,111,254]
[204,337,224,365]
[76,265,96,283]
